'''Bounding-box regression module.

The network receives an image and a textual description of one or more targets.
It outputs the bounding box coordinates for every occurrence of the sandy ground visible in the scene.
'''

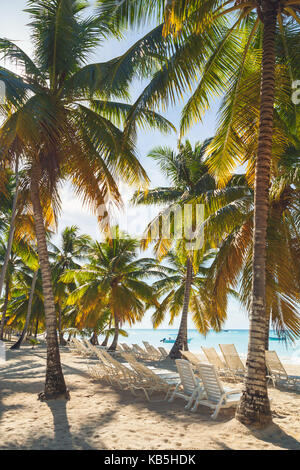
[0,341,300,450]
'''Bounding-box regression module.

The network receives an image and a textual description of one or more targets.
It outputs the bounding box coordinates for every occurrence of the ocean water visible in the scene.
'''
[113,329,300,364]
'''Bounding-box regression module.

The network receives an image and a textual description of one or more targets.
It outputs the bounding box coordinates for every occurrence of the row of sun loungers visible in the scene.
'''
[69,337,170,362]
[88,347,178,401]
[182,345,300,392]
[86,344,242,419]
[77,337,300,418]
[121,342,169,361]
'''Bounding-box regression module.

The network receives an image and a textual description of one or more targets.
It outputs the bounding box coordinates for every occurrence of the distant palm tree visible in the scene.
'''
[0,233,38,341]
[152,250,228,356]
[61,228,161,351]
[51,226,91,345]
[8,268,41,347]
[132,140,216,357]
[0,162,19,300]
[0,1,173,400]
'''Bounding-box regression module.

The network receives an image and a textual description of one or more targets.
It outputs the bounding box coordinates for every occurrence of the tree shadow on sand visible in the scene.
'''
[44,400,114,450]
[249,422,300,450]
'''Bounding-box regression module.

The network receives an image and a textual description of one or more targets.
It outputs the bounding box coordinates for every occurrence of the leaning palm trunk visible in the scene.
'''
[34,315,39,338]
[108,314,119,351]
[101,318,112,347]
[30,165,68,400]
[0,279,10,341]
[10,270,38,350]
[101,331,110,347]
[0,158,19,298]
[169,257,193,359]
[236,1,277,426]
[90,331,99,345]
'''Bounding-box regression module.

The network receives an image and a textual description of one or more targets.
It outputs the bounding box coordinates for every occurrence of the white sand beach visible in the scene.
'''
[0,343,299,450]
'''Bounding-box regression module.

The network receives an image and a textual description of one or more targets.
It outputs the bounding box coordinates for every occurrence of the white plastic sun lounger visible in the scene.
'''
[132,344,149,359]
[219,344,246,380]
[197,363,242,419]
[180,350,204,375]
[120,343,131,352]
[127,361,179,401]
[265,350,300,389]
[70,338,91,357]
[122,352,179,380]
[142,341,161,360]
[201,347,226,370]
[201,347,235,380]
[169,359,204,410]
[158,346,169,360]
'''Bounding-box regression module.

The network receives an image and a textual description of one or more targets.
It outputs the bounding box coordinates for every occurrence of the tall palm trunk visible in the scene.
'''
[264,312,270,351]
[169,257,193,359]
[108,313,119,351]
[30,165,68,401]
[0,279,10,341]
[0,158,19,298]
[236,0,278,426]
[10,270,38,350]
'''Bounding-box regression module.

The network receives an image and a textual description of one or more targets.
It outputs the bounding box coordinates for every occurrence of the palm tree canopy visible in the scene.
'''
[0,0,176,229]
[132,140,216,257]
[60,227,162,328]
[100,0,300,185]
[151,250,229,334]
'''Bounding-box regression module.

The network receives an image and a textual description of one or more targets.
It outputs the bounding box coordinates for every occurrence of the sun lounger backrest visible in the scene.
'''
[265,350,288,377]
[202,347,225,369]
[133,344,147,355]
[121,352,138,364]
[130,361,158,381]
[142,342,158,356]
[94,347,112,366]
[175,359,198,396]
[219,344,245,372]
[158,347,169,359]
[180,350,200,368]
[121,343,132,353]
[198,363,224,403]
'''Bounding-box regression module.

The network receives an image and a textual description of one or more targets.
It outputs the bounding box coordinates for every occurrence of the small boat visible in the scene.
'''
[160,334,193,344]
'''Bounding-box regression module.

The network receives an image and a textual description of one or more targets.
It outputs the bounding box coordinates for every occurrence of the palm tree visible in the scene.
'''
[6,268,45,340]
[201,155,300,349]
[0,229,38,338]
[99,0,300,426]
[51,226,91,345]
[152,250,228,356]
[132,140,216,357]
[61,228,161,351]
[0,1,173,400]
[0,159,19,299]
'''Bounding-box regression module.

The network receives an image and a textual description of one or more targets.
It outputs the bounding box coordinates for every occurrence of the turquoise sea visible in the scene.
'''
[111,329,300,364]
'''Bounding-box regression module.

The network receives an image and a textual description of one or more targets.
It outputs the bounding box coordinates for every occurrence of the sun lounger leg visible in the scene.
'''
[211,395,226,420]
[168,384,180,402]
[185,389,199,410]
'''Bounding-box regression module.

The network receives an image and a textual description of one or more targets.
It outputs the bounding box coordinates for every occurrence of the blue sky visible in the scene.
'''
[0,1,249,329]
